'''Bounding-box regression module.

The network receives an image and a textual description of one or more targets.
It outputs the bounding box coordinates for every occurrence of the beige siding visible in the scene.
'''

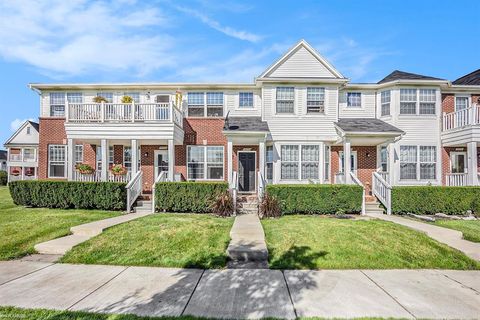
[338,90,376,118]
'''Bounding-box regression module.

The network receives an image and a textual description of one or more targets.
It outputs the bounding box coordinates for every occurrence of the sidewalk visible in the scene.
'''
[367,212,480,261]
[0,260,479,319]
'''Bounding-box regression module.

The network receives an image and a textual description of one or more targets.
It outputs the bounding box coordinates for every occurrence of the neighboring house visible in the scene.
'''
[0,150,7,171]
[27,40,480,205]
[4,121,39,182]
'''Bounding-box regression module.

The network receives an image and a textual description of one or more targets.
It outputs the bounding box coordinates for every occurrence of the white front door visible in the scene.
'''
[451,152,467,173]
[339,151,358,174]
[154,150,169,178]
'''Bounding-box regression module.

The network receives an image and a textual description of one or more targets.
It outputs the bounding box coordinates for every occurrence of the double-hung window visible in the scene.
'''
[50,92,66,116]
[74,145,83,164]
[419,89,436,114]
[347,92,361,108]
[187,92,224,117]
[187,146,224,180]
[380,91,391,116]
[281,145,319,180]
[108,146,114,166]
[266,145,273,182]
[124,146,132,171]
[276,87,295,114]
[239,92,254,108]
[400,89,417,114]
[400,145,437,180]
[187,92,205,117]
[206,92,224,116]
[48,145,66,178]
[307,87,325,113]
[455,96,469,111]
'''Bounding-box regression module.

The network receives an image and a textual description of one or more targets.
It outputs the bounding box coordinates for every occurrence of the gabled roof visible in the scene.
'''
[452,69,480,85]
[377,70,444,84]
[335,118,404,134]
[258,40,345,79]
[4,120,39,146]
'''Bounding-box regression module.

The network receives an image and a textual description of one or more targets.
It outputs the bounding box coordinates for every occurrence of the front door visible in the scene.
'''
[451,152,467,173]
[238,152,256,192]
[154,150,168,178]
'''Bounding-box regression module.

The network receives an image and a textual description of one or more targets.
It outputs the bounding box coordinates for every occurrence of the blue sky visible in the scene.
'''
[1,0,479,145]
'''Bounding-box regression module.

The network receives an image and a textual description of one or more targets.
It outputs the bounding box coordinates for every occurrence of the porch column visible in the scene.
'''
[131,139,138,175]
[319,142,325,183]
[67,138,74,181]
[259,141,265,178]
[343,138,352,184]
[101,139,108,181]
[467,141,478,185]
[227,139,233,185]
[168,139,175,181]
[388,142,396,185]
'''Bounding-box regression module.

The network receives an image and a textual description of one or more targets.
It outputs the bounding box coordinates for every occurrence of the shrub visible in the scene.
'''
[259,193,282,219]
[211,191,234,217]
[391,186,480,215]
[9,180,126,210]
[0,170,7,186]
[121,95,133,103]
[155,181,228,213]
[266,184,363,215]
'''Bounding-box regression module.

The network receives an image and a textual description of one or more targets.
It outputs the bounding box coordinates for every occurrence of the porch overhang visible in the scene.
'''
[334,118,404,146]
[223,116,269,144]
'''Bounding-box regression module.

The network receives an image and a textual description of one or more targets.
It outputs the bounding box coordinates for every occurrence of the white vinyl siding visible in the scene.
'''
[276,87,295,114]
[187,146,224,180]
[306,87,325,113]
[381,91,391,116]
[48,145,66,178]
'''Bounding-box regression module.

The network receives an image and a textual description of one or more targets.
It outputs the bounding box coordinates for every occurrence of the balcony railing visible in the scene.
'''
[443,104,480,131]
[446,173,468,186]
[66,102,183,128]
[73,170,132,183]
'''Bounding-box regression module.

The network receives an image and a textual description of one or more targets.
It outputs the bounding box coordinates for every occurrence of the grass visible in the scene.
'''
[434,219,480,243]
[261,215,480,270]
[0,186,121,260]
[61,213,234,268]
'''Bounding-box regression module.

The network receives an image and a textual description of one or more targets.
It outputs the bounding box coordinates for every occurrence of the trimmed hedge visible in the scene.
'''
[391,186,480,215]
[0,170,6,186]
[155,181,228,213]
[8,180,126,210]
[266,184,363,214]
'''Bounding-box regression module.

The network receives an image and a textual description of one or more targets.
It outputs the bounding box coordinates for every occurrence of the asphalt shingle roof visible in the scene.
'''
[453,69,480,85]
[335,118,404,134]
[224,116,270,132]
[378,70,444,84]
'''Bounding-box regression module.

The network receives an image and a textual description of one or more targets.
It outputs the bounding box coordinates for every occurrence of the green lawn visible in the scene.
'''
[0,186,121,260]
[434,219,480,243]
[61,214,234,268]
[261,215,480,270]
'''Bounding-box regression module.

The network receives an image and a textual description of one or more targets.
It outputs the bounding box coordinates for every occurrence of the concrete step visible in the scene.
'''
[136,200,152,207]
[227,240,268,262]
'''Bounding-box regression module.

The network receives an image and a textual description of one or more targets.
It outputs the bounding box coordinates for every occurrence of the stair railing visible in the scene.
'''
[151,171,168,214]
[230,171,238,214]
[126,171,143,213]
[257,171,267,200]
[349,172,365,215]
[372,171,392,215]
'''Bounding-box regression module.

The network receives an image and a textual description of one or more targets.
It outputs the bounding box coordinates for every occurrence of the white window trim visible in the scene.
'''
[238,92,255,109]
[399,145,438,181]
[275,87,296,115]
[346,92,362,108]
[74,144,84,164]
[380,90,391,117]
[338,151,358,174]
[306,87,326,114]
[450,151,468,174]
[186,145,225,181]
[48,144,67,179]
[454,94,471,112]
[399,88,437,116]
[280,144,321,181]
[186,92,225,118]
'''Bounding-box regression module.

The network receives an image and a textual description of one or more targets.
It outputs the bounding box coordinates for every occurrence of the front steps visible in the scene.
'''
[236,194,259,215]
[134,200,152,213]
[365,200,384,214]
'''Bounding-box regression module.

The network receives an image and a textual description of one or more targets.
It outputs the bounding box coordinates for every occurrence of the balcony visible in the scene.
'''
[442,104,480,146]
[64,102,184,143]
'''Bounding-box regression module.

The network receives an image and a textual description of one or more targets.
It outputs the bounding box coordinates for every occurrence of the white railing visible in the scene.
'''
[67,102,183,128]
[443,104,480,131]
[126,171,143,213]
[73,170,131,183]
[230,171,238,214]
[335,172,345,184]
[151,171,168,213]
[372,172,392,215]
[446,173,468,186]
[8,174,37,182]
[257,171,267,200]
[108,171,132,183]
[378,171,388,182]
[349,172,365,215]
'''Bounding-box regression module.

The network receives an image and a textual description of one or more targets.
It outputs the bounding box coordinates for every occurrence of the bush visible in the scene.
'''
[391,186,480,215]
[211,191,234,217]
[155,181,228,213]
[266,184,363,215]
[9,180,126,210]
[0,171,7,186]
[259,193,282,219]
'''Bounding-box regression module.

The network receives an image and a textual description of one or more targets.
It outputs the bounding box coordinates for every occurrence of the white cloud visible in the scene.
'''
[0,0,174,77]
[175,6,262,43]
[10,118,34,132]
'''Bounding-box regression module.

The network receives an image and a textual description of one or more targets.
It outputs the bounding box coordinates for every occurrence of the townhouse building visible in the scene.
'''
[23,40,480,212]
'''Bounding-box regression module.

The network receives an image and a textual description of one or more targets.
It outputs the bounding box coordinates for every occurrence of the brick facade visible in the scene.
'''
[442,94,455,114]
[38,118,67,179]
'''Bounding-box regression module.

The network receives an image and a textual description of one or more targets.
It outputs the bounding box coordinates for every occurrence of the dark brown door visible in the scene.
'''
[239,152,256,192]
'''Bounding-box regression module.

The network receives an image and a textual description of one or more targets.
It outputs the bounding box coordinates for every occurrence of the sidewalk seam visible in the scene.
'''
[0,263,55,287]
[281,270,298,319]
[439,271,480,294]
[180,269,205,316]
[360,270,417,319]
[66,266,129,311]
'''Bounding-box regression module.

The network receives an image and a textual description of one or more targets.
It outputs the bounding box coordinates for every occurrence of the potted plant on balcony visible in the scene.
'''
[93,96,108,103]
[110,164,127,176]
[75,163,94,175]
[121,95,133,103]
[11,169,20,176]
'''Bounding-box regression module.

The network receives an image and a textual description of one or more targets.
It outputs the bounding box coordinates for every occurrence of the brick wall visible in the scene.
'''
[441,146,480,185]
[140,145,164,192]
[442,94,454,114]
[113,145,123,165]
[38,118,67,179]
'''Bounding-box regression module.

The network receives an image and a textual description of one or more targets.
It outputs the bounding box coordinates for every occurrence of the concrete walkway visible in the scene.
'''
[1,261,479,319]
[368,212,480,261]
[34,211,152,255]
[226,213,268,268]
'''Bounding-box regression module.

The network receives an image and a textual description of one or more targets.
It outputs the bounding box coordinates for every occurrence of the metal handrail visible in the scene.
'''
[151,171,168,213]
[126,171,143,213]
[372,172,392,215]
[349,172,365,215]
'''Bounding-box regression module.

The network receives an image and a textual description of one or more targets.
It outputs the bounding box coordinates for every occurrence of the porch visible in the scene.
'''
[6,146,38,182]
[443,142,480,186]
